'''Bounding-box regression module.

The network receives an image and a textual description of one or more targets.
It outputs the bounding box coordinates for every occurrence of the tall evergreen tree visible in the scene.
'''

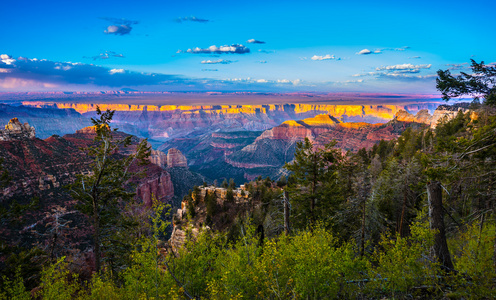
[284,138,342,229]
[68,107,150,273]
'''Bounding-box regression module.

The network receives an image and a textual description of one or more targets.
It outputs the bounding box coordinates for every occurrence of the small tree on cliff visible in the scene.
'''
[68,107,150,274]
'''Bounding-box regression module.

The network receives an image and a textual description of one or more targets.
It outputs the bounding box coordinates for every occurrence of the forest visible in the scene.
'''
[1,60,496,299]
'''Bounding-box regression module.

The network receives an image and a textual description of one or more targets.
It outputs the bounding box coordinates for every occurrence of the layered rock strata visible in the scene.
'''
[167,148,188,168]
[0,118,36,141]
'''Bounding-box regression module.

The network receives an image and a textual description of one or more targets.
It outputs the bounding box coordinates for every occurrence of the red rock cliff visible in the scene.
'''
[136,171,174,207]
[167,148,188,168]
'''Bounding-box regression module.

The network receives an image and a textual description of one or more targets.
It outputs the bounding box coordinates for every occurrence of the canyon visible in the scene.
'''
[1,100,467,184]
[0,118,199,255]
[17,102,439,145]
[0,101,471,269]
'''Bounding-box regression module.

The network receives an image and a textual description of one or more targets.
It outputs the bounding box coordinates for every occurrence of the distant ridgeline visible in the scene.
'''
[18,102,440,145]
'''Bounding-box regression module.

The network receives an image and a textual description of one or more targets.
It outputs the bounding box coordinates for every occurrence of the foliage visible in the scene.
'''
[284,138,343,229]
[449,221,496,298]
[369,212,438,297]
[37,257,81,300]
[437,59,496,105]
[0,269,31,300]
[67,106,151,274]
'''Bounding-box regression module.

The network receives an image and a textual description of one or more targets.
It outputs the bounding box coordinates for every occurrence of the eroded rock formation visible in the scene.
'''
[136,171,174,207]
[20,102,440,145]
[167,148,188,168]
[395,103,470,128]
[0,118,36,141]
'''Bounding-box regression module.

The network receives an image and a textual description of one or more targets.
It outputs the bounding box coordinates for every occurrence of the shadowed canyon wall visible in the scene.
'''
[19,102,439,144]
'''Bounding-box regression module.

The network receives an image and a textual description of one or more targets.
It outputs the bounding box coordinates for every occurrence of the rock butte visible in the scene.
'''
[0,118,36,141]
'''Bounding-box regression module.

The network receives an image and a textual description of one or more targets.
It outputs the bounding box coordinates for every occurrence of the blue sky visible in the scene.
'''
[1,0,495,93]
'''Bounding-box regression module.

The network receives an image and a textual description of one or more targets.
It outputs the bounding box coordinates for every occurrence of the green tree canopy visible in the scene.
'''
[284,138,343,229]
[68,107,151,273]
[437,59,496,105]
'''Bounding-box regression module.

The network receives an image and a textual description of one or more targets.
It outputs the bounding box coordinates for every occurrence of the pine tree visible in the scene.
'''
[68,107,150,273]
[437,59,496,105]
[284,138,342,228]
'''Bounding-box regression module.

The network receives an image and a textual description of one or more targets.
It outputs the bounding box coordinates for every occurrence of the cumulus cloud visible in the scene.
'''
[376,63,431,71]
[353,61,434,81]
[311,54,340,61]
[201,59,235,64]
[182,44,250,54]
[109,68,125,74]
[1,54,16,65]
[352,72,379,77]
[247,39,266,44]
[84,51,125,61]
[101,17,138,35]
[357,49,382,55]
[223,77,302,85]
[0,55,194,89]
[105,25,132,35]
[357,46,410,55]
[378,73,437,80]
[259,60,267,64]
[175,16,209,23]
[357,49,373,55]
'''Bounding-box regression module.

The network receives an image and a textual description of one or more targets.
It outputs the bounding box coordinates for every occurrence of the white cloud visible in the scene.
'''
[185,44,250,54]
[357,49,372,55]
[352,72,379,77]
[109,69,125,74]
[376,63,431,71]
[201,59,235,64]
[247,39,266,44]
[104,25,132,35]
[311,54,336,61]
[223,77,302,85]
[1,54,15,65]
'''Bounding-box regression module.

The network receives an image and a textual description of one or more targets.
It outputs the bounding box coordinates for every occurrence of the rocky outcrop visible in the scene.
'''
[395,103,471,128]
[0,118,36,141]
[256,121,315,141]
[167,148,188,168]
[149,149,168,168]
[136,171,174,207]
[0,103,91,139]
[226,114,424,177]
[431,104,470,128]
[169,185,252,251]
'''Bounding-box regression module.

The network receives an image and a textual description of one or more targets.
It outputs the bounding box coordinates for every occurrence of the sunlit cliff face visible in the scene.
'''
[22,102,419,119]
[19,102,439,144]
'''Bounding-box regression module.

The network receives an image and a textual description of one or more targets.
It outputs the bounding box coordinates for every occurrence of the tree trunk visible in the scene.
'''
[310,153,317,225]
[92,194,101,273]
[284,191,291,235]
[360,196,366,257]
[427,181,454,272]
[399,178,408,237]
